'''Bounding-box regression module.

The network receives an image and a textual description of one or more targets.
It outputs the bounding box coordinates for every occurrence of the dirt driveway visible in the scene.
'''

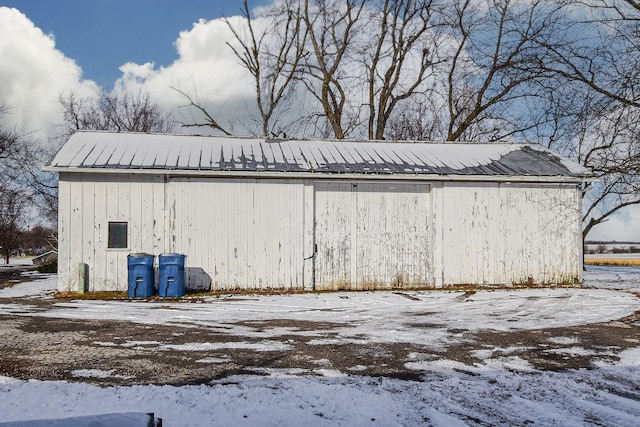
[1,280,639,387]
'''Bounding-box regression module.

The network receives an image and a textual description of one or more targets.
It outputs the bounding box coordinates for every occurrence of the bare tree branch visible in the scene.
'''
[225,0,306,137]
[301,0,367,139]
[59,89,177,137]
[170,86,232,135]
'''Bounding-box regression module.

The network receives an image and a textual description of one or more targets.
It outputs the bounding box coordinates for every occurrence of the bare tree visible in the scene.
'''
[21,224,56,254]
[225,0,306,137]
[438,0,566,142]
[1,105,57,228]
[0,108,31,263]
[540,0,640,109]
[0,184,31,264]
[573,100,640,239]
[536,0,640,239]
[301,0,368,139]
[385,98,446,140]
[59,89,177,137]
[363,0,442,140]
[0,105,21,165]
[14,136,58,224]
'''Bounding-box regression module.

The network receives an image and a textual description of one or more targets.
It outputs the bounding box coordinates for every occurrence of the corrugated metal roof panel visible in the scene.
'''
[45,131,592,179]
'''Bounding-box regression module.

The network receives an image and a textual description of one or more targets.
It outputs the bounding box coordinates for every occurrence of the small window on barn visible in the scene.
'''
[108,222,128,249]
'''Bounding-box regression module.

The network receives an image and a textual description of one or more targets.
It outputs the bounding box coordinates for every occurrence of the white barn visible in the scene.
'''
[45,131,592,293]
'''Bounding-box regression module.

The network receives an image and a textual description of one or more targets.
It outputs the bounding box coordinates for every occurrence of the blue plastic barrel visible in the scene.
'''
[158,253,186,297]
[127,254,155,298]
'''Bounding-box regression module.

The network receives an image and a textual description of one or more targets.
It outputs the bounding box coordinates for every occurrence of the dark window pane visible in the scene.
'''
[108,222,128,248]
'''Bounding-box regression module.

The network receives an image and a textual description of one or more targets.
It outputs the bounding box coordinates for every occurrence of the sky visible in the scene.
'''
[0,0,639,241]
[0,0,268,86]
[0,271,639,425]
[0,0,271,138]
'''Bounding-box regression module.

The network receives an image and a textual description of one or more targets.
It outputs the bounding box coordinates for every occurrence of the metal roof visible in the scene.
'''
[45,131,592,180]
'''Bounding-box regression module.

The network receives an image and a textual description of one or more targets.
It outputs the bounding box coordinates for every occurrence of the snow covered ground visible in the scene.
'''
[0,267,639,426]
[0,257,34,266]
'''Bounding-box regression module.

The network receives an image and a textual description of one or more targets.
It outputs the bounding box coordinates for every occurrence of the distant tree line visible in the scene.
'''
[59,90,177,138]
[585,244,640,254]
[0,106,58,263]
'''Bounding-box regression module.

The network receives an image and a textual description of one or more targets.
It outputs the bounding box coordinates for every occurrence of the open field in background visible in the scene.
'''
[584,254,640,267]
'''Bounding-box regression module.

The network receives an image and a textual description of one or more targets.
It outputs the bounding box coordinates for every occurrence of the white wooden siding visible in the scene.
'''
[57,173,582,293]
[57,173,72,291]
[314,182,432,290]
[439,182,581,285]
[314,182,354,287]
[57,173,166,292]
[168,178,306,290]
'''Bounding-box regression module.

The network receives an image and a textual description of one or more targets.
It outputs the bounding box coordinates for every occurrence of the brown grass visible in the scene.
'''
[55,291,128,300]
[584,257,640,267]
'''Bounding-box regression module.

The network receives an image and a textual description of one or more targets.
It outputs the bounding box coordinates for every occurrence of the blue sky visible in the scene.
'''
[0,0,268,86]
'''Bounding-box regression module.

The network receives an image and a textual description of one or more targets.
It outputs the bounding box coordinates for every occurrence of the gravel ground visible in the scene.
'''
[1,282,639,387]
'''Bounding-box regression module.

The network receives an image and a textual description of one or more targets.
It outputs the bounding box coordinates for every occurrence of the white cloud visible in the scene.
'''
[118,62,156,82]
[0,7,98,138]
[112,16,257,134]
[587,205,640,242]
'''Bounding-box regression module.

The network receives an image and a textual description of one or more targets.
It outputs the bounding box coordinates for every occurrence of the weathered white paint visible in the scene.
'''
[57,172,166,292]
[314,182,432,290]
[302,182,315,290]
[57,172,583,292]
[168,178,305,290]
[438,182,582,286]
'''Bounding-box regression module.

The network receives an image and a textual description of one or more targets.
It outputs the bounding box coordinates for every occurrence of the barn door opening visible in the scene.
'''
[314,181,431,290]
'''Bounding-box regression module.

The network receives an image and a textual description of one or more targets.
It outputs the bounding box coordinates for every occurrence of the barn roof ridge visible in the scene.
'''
[45,131,593,180]
[66,129,529,145]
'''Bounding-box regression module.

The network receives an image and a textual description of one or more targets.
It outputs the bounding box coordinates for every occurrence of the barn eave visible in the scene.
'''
[42,165,592,184]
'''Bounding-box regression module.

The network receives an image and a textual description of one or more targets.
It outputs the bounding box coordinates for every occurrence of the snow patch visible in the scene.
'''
[594,347,640,367]
[0,376,19,385]
[70,369,132,379]
[0,269,638,425]
[196,357,232,364]
[159,340,292,352]
[618,348,640,366]
[547,336,581,345]
[470,346,527,360]
[482,356,536,372]
[91,341,118,347]
[0,274,57,298]
[544,347,597,357]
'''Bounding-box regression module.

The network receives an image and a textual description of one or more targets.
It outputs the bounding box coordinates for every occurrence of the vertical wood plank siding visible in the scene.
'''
[169,178,305,290]
[57,174,582,292]
[314,182,432,290]
[439,182,581,285]
[58,173,166,292]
